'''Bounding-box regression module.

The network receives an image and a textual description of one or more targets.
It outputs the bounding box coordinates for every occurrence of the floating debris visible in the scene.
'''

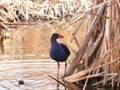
[18,80,24,85]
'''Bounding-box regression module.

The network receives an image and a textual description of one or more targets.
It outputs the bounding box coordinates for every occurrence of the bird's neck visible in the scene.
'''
[51,38,57,43]
[51,38,59,46]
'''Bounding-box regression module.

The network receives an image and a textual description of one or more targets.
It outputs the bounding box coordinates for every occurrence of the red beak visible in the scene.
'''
[58,34,64,38]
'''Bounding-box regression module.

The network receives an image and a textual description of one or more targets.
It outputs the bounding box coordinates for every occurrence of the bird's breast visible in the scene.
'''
[50,46,67,62]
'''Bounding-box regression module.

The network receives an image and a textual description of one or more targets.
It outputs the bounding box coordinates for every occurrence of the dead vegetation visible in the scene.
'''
[63,0,120,89]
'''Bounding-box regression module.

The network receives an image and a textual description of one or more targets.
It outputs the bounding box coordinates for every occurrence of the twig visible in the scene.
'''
[47,74,67,87]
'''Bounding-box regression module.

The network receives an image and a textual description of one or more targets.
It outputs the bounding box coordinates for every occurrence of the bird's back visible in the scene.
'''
[60,43,70,57]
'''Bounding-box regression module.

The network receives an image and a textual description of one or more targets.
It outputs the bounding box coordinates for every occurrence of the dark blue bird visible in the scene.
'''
[50,33,70,85]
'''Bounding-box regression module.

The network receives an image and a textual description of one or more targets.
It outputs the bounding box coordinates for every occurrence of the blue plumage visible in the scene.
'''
[50,33,70,88]
[50,33,70,62]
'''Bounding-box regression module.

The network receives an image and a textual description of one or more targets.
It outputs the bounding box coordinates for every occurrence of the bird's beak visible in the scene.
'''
[58,34,64,38]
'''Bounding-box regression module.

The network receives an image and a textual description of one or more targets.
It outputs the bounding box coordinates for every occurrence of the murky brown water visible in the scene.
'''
[4,24,52,60]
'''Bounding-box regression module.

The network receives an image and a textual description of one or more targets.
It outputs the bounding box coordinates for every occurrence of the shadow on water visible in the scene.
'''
[57,83,120,90]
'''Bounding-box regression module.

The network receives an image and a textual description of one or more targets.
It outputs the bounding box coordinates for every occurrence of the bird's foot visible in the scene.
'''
[57,82,60,90]
[61,73,66,79]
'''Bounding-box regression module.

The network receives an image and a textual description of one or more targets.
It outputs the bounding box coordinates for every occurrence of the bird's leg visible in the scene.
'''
[64,61,67,76]
[57,62,60,89]
[64,61,67,90]
[57,62,60,80]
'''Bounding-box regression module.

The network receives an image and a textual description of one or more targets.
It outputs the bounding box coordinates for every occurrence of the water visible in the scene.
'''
[0,59,66,90]
[2,25,119,90]
[1,24,70,89]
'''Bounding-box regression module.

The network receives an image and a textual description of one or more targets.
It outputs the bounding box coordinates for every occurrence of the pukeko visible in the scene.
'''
[50,33,70,86]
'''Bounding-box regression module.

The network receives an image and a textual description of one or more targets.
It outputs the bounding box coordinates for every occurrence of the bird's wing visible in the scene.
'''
[60,43,70,56]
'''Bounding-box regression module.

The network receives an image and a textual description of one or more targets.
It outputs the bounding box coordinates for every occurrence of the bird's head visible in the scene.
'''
[51,33,64,43]
[51,33,64,40]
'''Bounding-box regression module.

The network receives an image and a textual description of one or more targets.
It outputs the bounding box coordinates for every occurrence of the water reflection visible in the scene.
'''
[54,81,120,90]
